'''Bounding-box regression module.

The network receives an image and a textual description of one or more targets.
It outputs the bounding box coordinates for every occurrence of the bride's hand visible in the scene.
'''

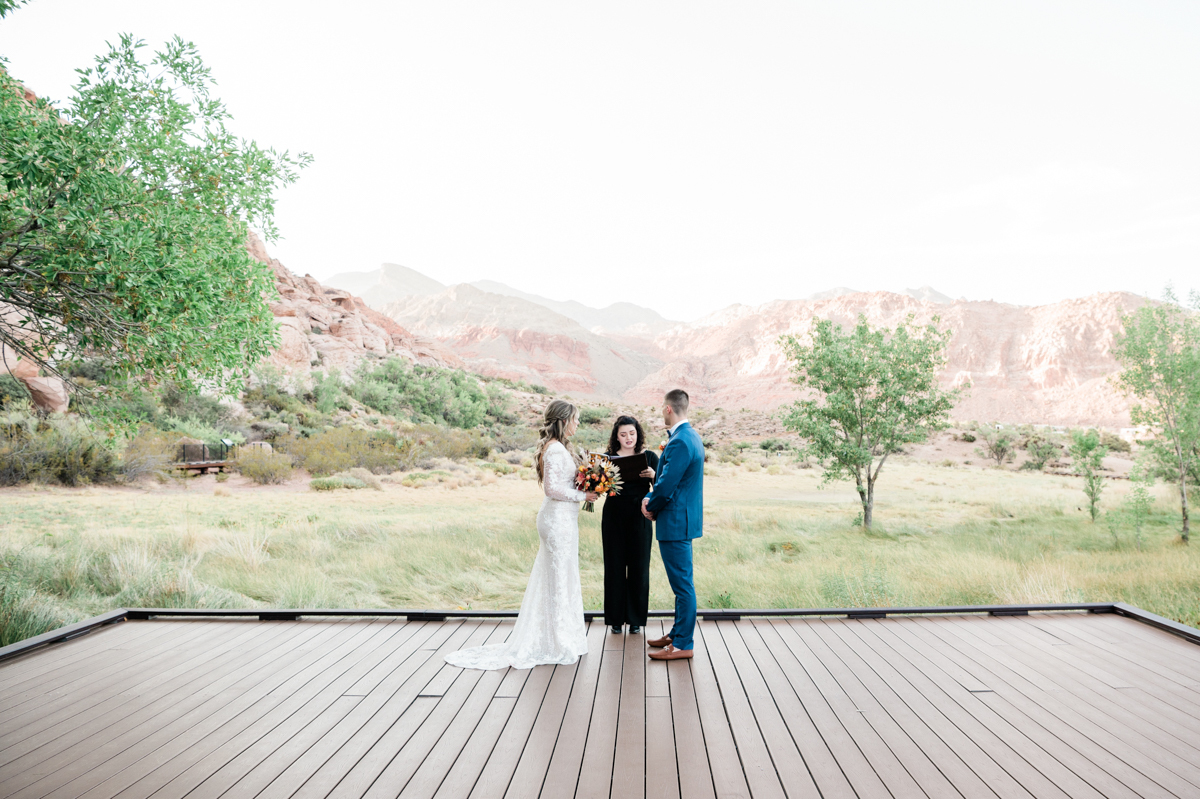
[585,491,600,503]
[640,467,655,479]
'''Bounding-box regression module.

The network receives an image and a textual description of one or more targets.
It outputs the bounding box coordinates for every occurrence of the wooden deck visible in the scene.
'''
[2,612,1199,798]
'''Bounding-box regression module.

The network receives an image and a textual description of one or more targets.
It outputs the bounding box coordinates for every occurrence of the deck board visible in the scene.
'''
[2,612,1198,798]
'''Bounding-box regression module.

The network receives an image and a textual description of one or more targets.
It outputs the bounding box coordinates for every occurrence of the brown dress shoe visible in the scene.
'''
[646,635,673,648]
[648,645,693,661]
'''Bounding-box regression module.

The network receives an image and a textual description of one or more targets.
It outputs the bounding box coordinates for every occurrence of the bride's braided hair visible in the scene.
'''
[535,399,579,485]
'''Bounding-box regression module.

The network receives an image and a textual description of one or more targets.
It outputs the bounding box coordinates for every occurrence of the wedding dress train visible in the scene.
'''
[444,440,590,670]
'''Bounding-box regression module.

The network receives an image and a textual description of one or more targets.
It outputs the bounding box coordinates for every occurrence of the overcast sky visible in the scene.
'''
[3,1,1198,321]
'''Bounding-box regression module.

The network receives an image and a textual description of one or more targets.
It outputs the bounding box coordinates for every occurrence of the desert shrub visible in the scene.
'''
[159,383,236,427]
[162,416,246,448]
[975,428,1015,467]
[759,438,794,452]
[0,373,28,409]
[309,475,367,491]
[1019,437,1060,471]
[307,370,352,414]
[243,368,314,424]
[0,412,118,486]
[410,424,491,461]
[958,431,976,443]
[347,358,497,428]
[278,427,417,475]
[578,406,611,425]
[491,424,538,453]
[121,427,177,481]
[235,448,294,484]
[343,467,382,490]
[1100,430,1132,454]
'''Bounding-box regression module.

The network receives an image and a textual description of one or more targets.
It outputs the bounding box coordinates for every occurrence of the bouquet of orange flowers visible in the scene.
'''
[574,450,623,512]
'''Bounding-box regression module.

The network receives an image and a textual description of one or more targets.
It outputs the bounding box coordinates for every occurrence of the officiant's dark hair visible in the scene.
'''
[606,415,645,455]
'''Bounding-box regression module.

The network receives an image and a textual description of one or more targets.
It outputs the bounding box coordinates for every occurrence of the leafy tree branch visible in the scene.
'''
[1,35,310,396]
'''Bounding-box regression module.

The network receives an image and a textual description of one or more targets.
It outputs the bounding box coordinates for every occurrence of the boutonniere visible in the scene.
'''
[658,442,666,452]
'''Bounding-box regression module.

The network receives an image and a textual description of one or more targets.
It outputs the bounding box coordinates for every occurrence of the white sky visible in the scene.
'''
[3,0,1198,321]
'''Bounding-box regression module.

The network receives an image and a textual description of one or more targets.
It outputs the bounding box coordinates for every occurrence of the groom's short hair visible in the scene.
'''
[664,389,689,415]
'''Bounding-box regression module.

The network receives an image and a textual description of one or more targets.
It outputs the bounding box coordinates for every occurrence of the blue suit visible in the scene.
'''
[646,421,704,650]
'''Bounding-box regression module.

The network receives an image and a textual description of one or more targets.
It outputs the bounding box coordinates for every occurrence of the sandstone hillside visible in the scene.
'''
[248,236,459,378]
[325,259,1151,426]
[627,291,1147,426]
[380,284,662,396]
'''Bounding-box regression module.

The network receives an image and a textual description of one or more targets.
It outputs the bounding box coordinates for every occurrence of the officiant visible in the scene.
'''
[601,415,659,635]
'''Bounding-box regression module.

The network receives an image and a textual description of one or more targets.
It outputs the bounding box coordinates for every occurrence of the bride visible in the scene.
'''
[445,399,600,670]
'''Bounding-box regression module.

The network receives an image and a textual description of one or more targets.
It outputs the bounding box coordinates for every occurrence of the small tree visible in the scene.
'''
[1,36,309,394]
[780,314,962,528]
[1070,429,1108,522]
[1021,436,1060,471]
[1111,292,1200,543]
[976,427,1015,467]
[1123,463,1155,551]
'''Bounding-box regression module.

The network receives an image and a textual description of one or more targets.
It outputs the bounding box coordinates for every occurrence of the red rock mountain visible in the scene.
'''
[627,291,1147,427]
[365,273,1149,426]
[247,235,459,377]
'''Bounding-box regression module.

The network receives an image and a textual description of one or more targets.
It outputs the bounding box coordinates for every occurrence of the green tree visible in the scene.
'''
[1020,436,1060,471]
[1070,429,1108,522]
[0,0,28,19]
[976,427,1015,467]
[1111,293,1200,542]
[780,315,962,528]
[1122,463,1154,551]
[1,36,308,394]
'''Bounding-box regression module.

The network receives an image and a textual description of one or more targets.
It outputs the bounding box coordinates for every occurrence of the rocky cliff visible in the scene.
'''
[381,284,661,396]
[626,291,1147,426]
[327,258,1152,426]
[247,235,460,377]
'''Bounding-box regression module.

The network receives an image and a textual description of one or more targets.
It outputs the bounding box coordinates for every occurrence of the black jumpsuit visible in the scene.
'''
[600,449,659,628]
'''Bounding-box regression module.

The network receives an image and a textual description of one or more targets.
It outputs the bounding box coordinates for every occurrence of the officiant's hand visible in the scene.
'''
[640,466,655,479]
[585,491,600,503]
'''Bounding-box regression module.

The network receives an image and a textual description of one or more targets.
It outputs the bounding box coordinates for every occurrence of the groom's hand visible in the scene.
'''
[641,497,656,521]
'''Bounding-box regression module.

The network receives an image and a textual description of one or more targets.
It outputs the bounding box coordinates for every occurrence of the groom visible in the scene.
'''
[641,388,704,661]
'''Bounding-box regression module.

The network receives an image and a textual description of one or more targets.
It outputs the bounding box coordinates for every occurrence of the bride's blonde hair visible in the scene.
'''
[535,399,579,485]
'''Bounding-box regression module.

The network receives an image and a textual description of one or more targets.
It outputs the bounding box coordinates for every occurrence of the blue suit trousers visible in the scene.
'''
[658,539,696,650]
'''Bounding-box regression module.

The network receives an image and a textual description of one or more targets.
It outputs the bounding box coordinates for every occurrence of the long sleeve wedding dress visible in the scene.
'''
[444,440,590,670]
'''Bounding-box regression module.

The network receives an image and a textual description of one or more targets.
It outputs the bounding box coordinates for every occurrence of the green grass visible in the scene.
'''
[1,458,1197,647]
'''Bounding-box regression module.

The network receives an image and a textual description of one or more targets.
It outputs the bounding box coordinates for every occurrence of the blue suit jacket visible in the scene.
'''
[646,422,704,541]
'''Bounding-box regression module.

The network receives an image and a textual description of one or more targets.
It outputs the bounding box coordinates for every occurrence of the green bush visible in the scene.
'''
[235,448,294,484]
[578,406,611,425]
[278,427,417,475]
[307,370,352,414]
[0,412,119,486]
[121,427,177,481]
[162,416,246,448]
[348,358,497,428]
[1100,430,1132,454]
[309,475,367,491]
[1019,437,1060,471]
[410,424,491,461]
[0,373,28,409]
[491,424,538,453]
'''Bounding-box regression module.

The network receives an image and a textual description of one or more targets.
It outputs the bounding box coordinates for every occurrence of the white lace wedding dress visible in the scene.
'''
[445,440,590,670]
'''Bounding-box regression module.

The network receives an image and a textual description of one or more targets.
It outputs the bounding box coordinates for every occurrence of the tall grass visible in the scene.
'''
[1,459,1197,646]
